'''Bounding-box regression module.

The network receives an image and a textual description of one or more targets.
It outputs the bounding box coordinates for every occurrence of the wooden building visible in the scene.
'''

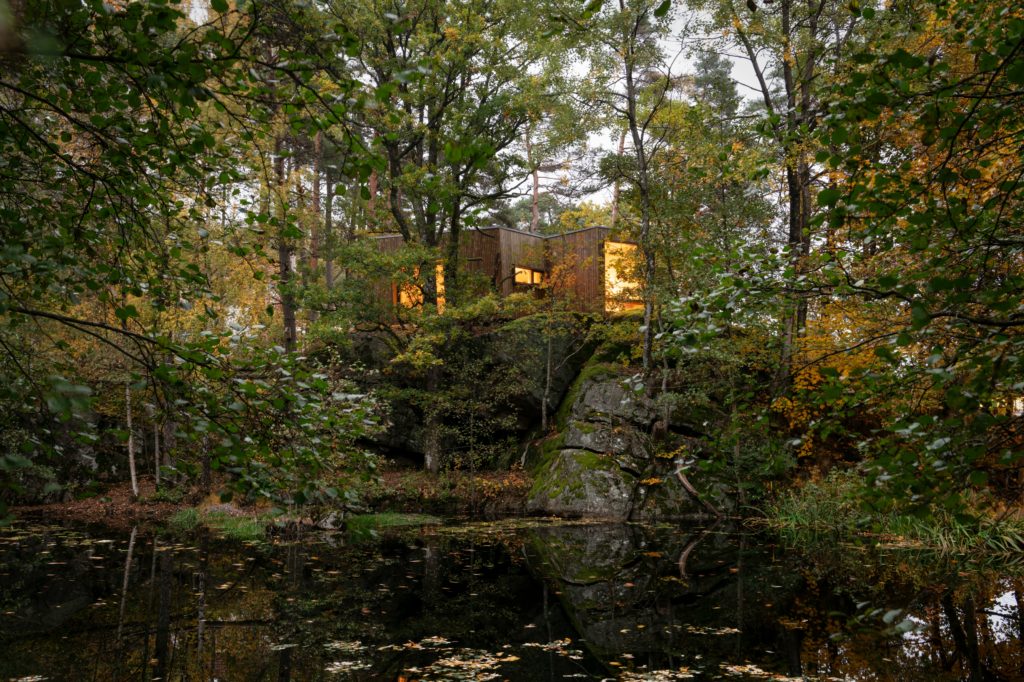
[371,226,642,313]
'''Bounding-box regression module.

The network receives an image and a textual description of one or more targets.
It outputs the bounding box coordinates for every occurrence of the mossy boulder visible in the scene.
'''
[570,376,657,427]
[526,450,634,519]
[533,372,711,519]
[563,419,649,474]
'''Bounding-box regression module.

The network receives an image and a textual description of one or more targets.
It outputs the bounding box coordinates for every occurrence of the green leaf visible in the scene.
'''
[115,305,140,321]
[653,0,671,18]
[817,188,842,206]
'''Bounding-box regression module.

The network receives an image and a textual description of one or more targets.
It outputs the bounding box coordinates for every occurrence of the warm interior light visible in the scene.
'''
[436,261,445,314]
[396,262,445,313]
[514,266,544,286]
[605,241,643,312]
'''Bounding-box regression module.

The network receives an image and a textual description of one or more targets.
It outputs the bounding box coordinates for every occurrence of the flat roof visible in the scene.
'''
[368,225,615,241]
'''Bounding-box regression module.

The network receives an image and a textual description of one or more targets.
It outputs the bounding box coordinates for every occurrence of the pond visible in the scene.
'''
[0,517,1021,680]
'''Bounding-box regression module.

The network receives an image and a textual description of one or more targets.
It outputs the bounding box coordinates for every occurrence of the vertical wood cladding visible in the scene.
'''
[545,227,610,311]
[458,227,501,289]
[496,228,546,296]
[372,226,619,311]
[372,234,405,305]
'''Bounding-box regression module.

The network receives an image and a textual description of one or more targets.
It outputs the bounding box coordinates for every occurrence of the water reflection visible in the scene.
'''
[0,519,1020,680]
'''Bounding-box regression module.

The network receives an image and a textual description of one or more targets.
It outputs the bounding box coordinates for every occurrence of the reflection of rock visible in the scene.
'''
[527,524,645,583]
[525,523,803,669]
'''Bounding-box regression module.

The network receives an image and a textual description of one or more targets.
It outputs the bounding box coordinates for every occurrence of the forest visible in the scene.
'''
[3,0,1020,524]
[2,0,1024,677]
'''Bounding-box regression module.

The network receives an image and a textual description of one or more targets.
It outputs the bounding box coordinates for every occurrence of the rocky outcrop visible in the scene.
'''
[528,370,708,520]
[526,450,634,518]
[345,313,597,462]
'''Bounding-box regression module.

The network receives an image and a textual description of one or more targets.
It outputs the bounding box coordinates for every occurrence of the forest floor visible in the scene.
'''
[13,468,535,530]
[360,467,533,516]
[15,476,188,531]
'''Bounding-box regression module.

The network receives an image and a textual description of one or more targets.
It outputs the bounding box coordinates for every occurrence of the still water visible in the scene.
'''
[0,517,1021,680]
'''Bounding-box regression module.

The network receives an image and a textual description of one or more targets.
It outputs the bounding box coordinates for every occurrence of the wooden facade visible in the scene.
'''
[370,226,641,313]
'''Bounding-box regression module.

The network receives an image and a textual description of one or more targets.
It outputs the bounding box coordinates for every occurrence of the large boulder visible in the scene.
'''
[563,420,649,474]
[526,450,634,519]
[487,312,598,418]
[531,372,707,519]
[347,313,597,462]
[570,377,657,426]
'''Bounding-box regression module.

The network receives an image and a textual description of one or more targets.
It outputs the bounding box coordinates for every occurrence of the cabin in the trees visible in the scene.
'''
[371,226,642,313]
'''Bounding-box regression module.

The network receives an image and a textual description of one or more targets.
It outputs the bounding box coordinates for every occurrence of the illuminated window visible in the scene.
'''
[514,266,544,286]
[604,241,643,312]
[395,262,445,313]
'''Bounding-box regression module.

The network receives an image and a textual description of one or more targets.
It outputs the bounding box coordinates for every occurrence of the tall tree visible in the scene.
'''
[334,0,560,303]
[692,0,863,380]
[568,0,679,375]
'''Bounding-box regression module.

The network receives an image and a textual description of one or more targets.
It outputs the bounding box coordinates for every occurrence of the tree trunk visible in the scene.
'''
[610,129,626,228]
[275,138,297,353]
[311,131,322,274]
[116,525,137,642]
[308,132,322,324]
[526,125,540,232]
[542,333,553,431]
[621,24,657,377]
[126,381,138,498]
[423,368,442,473]
[153,424,160,487]
[368,168,378,217]
[324,169,335,290]
[154,550,172,682]
[443,197,462,308]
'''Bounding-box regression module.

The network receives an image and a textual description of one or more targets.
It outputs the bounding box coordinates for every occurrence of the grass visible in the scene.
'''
[168,507,199,532]
[358,469,533,515]
[166,506,267,542]
[345,512,443,533]
[766,469,1024,558]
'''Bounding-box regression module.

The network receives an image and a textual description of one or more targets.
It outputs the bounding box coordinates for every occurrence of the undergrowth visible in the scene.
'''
[766,469,1024,558]
[167,507,267,542]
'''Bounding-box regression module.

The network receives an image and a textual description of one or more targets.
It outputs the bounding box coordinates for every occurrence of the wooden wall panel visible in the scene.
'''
[370,234,405,305]
[497,229,546,295]
[459,228,502,289]
[546,227,609,311]
[369,226,615,312]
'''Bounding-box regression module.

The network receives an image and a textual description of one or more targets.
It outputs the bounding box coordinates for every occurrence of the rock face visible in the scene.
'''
[347,313,597,462]
[528,371,705,520]
[527,450,634,518]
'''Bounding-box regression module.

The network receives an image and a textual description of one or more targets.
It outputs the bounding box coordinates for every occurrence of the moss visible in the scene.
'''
[204,511,267,542]
[552,360,619,429]
[166,506,267,542]
[528,431,565,474]
[528,449,618,503]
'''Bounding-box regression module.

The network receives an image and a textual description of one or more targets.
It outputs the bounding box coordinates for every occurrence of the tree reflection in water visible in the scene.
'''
[0,519,1020,680]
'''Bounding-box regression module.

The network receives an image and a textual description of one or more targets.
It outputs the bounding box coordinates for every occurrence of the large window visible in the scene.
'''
[604,241,643,312]
[514,266,545,286]
[394,262,445,313]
